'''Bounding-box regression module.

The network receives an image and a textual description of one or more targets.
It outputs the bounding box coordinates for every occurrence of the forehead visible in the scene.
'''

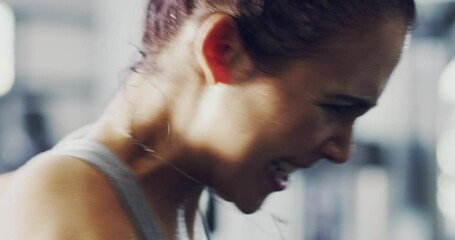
[327,20,407,71]
[285,20,407,99]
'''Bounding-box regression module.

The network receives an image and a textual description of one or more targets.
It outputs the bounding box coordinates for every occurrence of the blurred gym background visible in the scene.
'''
[0,1,454,239]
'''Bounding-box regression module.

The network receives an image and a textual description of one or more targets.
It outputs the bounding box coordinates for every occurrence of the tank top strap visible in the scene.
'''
[49,139,164,240]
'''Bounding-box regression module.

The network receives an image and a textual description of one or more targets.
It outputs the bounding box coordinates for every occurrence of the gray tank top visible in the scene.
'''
[48,138,164,240]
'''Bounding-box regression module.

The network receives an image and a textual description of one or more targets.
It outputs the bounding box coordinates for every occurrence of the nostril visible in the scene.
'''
[320,140,352,164]
[326,155,349,164]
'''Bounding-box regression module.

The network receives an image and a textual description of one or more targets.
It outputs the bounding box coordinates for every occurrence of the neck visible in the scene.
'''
[143,168,204,239]
[89,72,207,239]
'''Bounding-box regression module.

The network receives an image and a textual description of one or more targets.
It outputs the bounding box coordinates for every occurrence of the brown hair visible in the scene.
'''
[140,0,416,72]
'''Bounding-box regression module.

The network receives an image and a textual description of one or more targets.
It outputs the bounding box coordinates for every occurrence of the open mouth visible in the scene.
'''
[267,158,299,191]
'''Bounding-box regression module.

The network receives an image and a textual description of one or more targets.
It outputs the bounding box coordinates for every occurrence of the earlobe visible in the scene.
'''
[195,14,239,84]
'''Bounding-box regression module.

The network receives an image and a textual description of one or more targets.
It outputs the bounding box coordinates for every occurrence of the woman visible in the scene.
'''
[0,0,416,239]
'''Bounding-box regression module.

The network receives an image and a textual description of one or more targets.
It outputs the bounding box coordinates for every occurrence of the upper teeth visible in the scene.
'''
[273,161,298,174]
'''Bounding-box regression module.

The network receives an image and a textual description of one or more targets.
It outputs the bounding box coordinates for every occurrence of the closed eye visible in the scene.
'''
[322,93,376,116]
[321,104,354,114]
[320,104,369,117]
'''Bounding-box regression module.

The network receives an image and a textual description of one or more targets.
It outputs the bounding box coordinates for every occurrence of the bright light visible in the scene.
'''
[416,0,455,4]
[0,2,15,97]
[439,58,455,104]
[438,127,455,176]
[437,175,455,219]
[355,167,389,240]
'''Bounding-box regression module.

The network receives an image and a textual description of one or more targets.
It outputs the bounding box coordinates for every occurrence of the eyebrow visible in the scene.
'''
[326,94,377,109]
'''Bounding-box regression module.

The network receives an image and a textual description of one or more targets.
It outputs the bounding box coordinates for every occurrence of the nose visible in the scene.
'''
[320,126,353,164]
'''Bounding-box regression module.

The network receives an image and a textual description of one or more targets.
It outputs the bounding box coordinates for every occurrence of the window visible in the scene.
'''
[0,2,15,97]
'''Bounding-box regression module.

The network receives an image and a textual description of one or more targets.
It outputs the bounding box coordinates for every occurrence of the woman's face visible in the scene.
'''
[187,20,407,213]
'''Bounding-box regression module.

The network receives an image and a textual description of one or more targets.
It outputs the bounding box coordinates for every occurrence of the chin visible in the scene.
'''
[236,204,259,214]
[234,197,266,214]
[238,206,259,214]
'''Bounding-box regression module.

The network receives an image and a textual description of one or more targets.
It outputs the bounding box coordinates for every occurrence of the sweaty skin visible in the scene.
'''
[0,14,408,240]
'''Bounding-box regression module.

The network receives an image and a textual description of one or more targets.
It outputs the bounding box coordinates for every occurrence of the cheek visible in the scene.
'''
[281,104,334,152]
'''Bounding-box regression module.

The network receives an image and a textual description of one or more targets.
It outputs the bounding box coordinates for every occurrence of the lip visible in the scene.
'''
[266,157,298,192]
[266,166,288,192]
[297,160,318,169]
[265,156,320,192]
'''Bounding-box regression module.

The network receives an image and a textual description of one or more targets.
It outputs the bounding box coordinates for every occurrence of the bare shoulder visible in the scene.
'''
[0,171,14,197]
[0,154,136,240]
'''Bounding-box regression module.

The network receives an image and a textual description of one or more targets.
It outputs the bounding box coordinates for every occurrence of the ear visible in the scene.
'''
[195,14,241,84]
